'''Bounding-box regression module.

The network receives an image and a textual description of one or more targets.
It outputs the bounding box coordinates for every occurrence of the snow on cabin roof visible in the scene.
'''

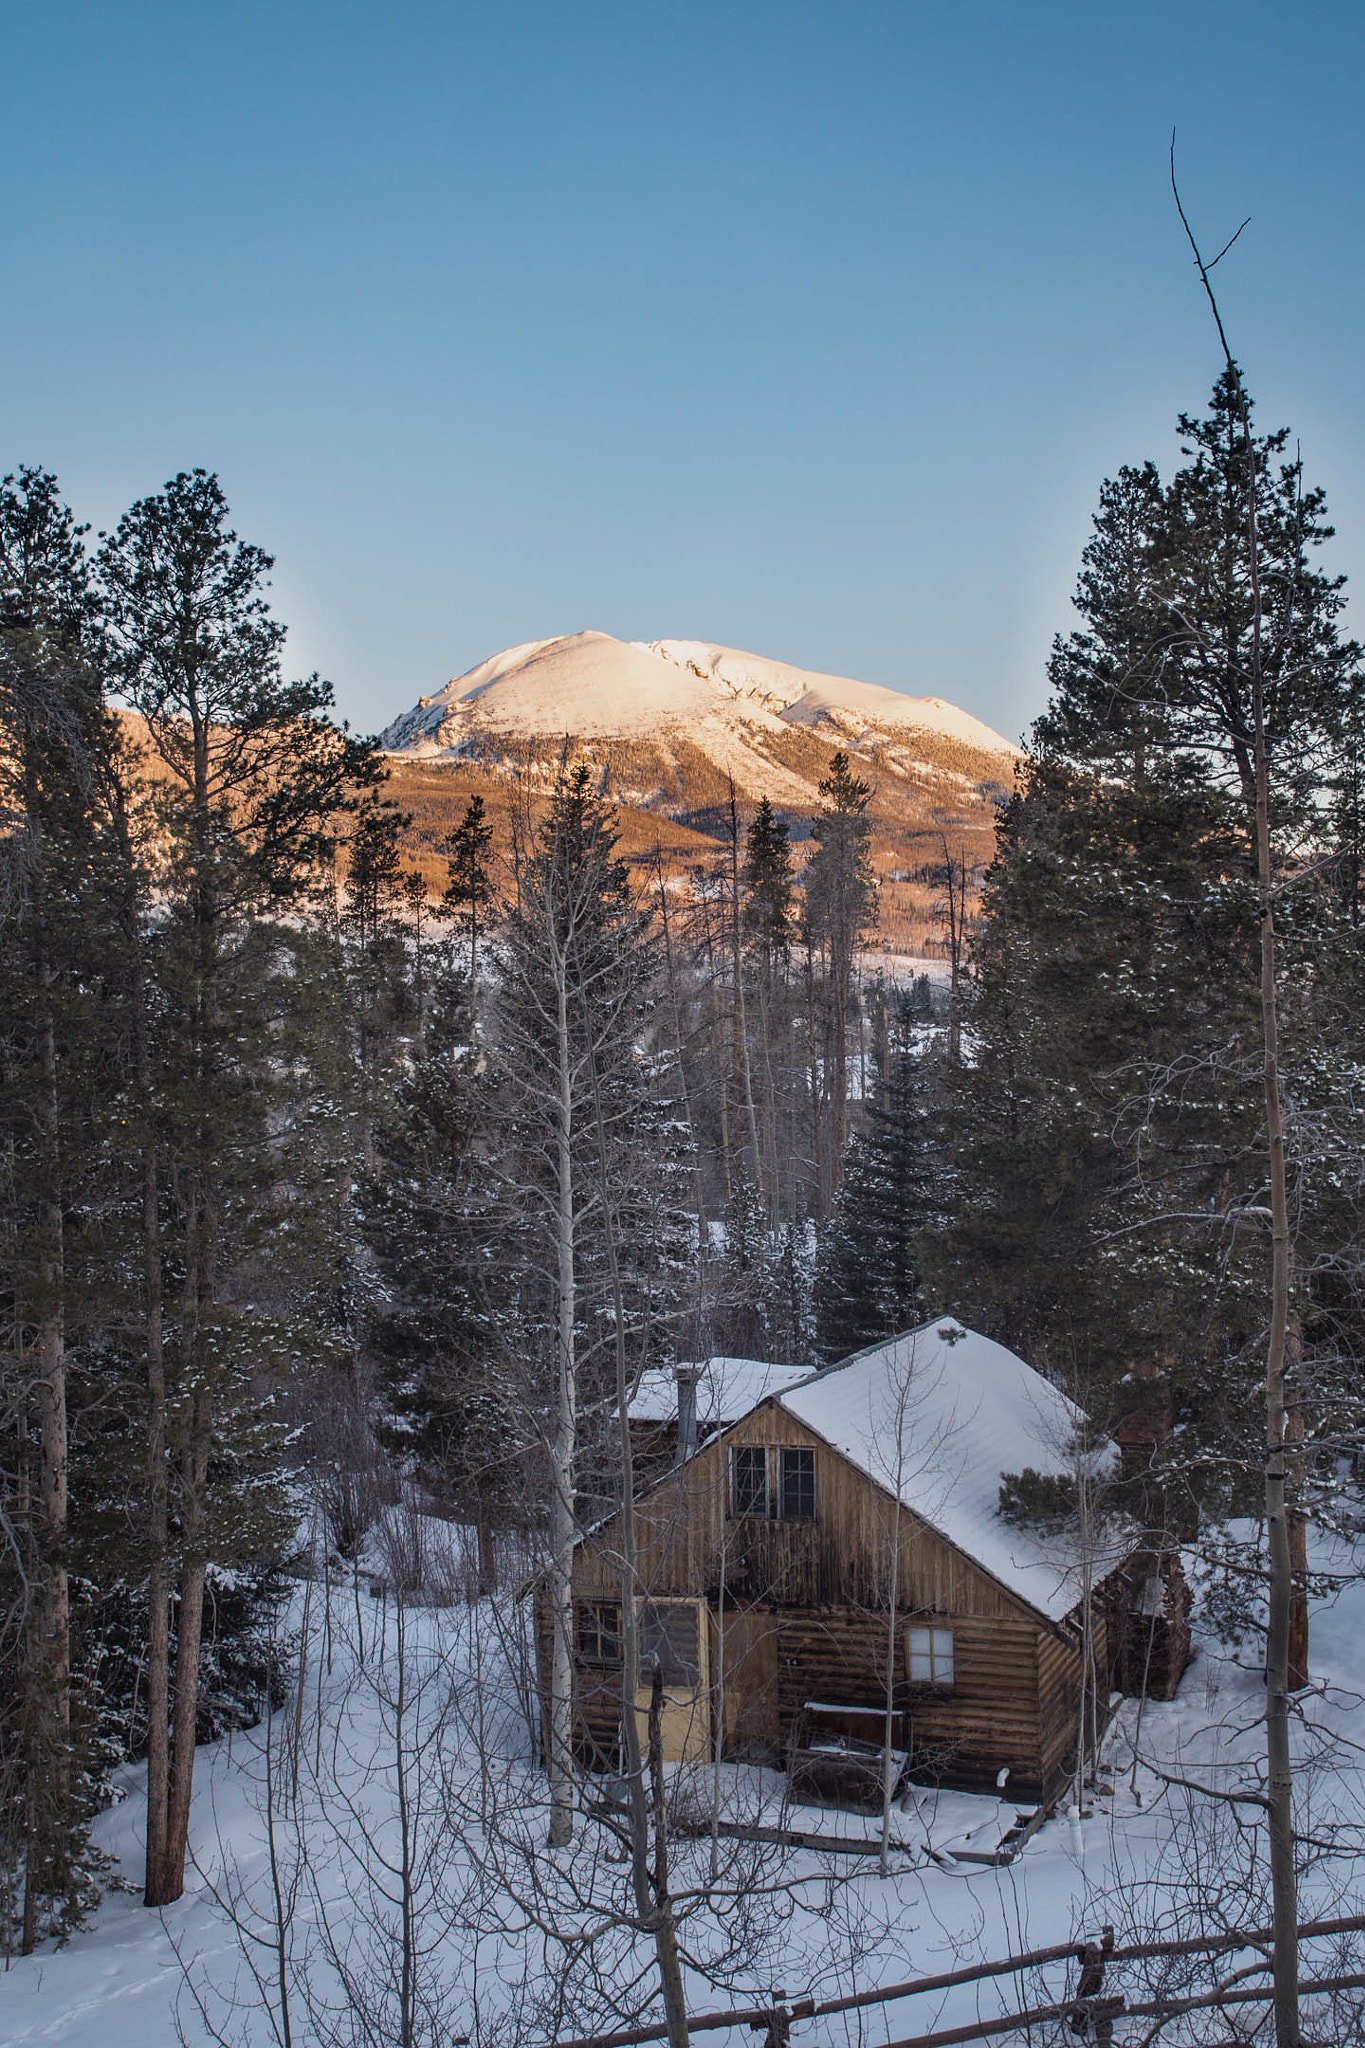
[629,1357,814,1427]
[775,1320,1123,1624]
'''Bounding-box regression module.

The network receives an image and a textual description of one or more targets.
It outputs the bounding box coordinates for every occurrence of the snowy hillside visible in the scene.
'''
[647,638,1017,754]
[378,631,1017,809]
[11,1526,1365,2047]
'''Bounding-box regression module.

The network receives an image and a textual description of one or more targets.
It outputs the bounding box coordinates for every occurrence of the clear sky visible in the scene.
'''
[5,2,1362,742]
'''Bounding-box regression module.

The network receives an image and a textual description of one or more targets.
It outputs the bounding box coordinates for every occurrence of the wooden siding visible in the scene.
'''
[575,1403,1041,1624]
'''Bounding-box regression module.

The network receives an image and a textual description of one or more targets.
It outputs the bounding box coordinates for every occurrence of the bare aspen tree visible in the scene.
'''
[496,752,675,1850]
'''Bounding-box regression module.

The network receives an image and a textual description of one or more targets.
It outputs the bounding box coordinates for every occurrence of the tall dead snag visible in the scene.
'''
[1171,156,1299,2048]
[593,1034,691,2045]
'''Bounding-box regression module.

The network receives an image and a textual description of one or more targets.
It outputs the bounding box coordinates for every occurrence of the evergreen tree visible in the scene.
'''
[742,798,799,1226]
[441,790,494,1048]
[342,796,415,1157]
[361,936,505,1584]
[95,469,376,1905]
[0,467,118,1945]
[936,371,1365,1538]
[814,991,936,1361]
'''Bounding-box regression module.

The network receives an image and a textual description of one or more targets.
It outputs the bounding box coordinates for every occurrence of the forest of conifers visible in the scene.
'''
[3,360,1364,1961]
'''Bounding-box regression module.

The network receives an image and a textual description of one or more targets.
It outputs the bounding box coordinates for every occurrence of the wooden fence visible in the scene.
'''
[545,1910,1365,2048]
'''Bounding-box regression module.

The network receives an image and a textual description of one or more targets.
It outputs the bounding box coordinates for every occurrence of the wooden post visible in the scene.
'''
[1068,1926,1115,2044]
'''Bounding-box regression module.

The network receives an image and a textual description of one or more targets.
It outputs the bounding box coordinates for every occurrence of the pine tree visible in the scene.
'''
[0,467,117,1945]
[342,796,415,1158]
[937,371,1365,1535]
[814,992,935,1361]
[362,937,504,1584]
[95,469,377,1906]
[742,797,798,1226]
[441,790,494,1049]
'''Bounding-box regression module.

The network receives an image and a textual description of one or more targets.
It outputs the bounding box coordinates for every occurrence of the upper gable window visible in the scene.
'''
[779,1446,816,1520]
[729,1445,816,1521]
[731,1445,769,1518]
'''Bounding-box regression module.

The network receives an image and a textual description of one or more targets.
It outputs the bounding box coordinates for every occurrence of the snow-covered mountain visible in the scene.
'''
[378,632,1018,956]
[379,630,1017,809]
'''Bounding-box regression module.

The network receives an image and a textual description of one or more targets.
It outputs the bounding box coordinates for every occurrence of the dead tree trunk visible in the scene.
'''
[21,990,70,1951]
[1172,162,1300,2046]
[547,934,578,1849]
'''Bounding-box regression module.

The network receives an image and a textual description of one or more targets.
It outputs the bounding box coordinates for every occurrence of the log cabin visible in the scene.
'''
[544,1319,1190,1803]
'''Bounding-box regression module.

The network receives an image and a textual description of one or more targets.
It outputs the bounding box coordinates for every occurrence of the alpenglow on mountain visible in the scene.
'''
[379,631,1016,804]
[378,633,1017,958]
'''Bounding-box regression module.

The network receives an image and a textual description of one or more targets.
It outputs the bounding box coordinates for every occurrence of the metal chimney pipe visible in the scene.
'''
[675,1365,702,1466]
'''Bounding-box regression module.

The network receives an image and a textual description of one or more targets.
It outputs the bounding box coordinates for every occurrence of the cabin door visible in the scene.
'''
[635,1599,710,1764]
[720,1609,781,1760]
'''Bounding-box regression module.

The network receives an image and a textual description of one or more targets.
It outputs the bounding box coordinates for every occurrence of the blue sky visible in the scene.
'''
[4,2,1362,741]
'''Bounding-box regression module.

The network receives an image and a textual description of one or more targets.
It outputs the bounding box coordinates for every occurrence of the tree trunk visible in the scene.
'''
[1285,1324,1309,1692]
[805,934,825,1221]
[1248,429,1300,2048]
[149,1402,212,1905]
[647,1670,691,2048]
[149,833,222,1904]
[547,941,577,1849]
[22,995,70,1950]
[131,908,170,1904]
[1173,192,1302,2040]
[592,1021,691,2048]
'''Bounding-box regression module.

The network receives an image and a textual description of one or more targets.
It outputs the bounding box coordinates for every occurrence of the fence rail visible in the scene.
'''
[545,1911,1365,2048]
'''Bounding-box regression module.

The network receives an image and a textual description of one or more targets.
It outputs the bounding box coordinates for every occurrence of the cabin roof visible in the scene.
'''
[628,1355,814,1426]
[773,1320,1123,1623]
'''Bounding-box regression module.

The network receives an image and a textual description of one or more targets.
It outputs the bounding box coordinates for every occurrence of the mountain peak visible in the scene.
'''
[382,632,1017,768]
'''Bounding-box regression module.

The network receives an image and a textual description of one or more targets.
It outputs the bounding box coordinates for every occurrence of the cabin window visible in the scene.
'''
[779,1446,816,1520]
[578,1600,622,1665]
[906,1624,954,1688]
[639,1600,700,1686]
[731,1445,770,1518]
[730,1445,817,1520]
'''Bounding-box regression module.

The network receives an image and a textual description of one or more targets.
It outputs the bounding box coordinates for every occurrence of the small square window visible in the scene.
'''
[578,1601,622,1664]
[731,1445,769,1518]
[906,1624,954,1688]
[779,1447,816,1520]
[639,1601,700,1686]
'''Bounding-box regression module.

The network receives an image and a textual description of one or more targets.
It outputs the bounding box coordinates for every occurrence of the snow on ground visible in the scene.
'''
[8,1531,1365,2046]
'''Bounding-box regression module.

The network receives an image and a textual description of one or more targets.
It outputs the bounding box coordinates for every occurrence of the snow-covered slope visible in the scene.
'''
[379,630,1017,769]
[13,1526,1365,2046]
[648,639,1016,755]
